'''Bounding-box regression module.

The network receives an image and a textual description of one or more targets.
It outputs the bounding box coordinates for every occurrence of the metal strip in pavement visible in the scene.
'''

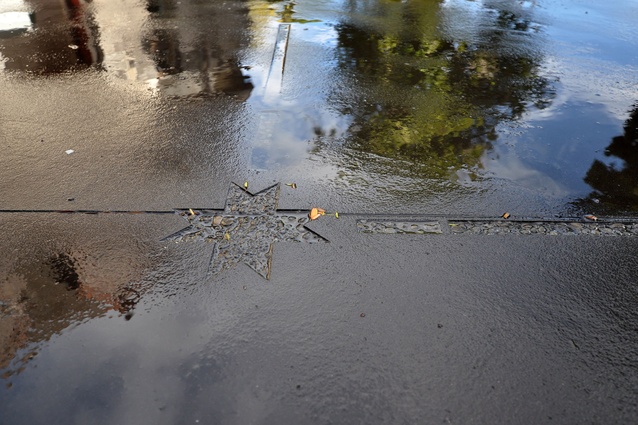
[264,23,291,96]
[0,209,177,214]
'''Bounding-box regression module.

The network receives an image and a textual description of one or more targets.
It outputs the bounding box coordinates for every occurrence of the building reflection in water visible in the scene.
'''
[0,0,102,73]
[139,0,253,98]
[0,245,155,385]
[0,212,172,387]
[0,0,253,99]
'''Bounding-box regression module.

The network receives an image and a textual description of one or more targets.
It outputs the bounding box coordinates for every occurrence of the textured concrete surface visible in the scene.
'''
[1,0,637,424]
[1,210,637,424]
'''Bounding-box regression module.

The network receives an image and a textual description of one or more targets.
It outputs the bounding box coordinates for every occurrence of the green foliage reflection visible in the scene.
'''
[334,0,553,177]
[581,104,638,213]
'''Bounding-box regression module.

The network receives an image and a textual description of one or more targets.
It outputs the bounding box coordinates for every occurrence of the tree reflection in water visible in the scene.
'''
[580,105,638,214]
[332,0,553,178]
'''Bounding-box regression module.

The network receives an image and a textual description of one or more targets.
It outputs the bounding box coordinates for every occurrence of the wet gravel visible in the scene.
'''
[448,220,638,236]
[357,220,443,234]
[357,219,638,236]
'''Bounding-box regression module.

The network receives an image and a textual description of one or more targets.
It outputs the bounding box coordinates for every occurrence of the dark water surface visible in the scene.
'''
[1,1,638,424]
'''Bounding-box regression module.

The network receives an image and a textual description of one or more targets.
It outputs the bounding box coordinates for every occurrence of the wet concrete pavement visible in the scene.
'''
[1,210,637,424]
[1,0,638,423]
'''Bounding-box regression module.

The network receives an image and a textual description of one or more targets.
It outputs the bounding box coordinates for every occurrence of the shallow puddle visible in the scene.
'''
[0,0,636,214]
[1,1,638,422]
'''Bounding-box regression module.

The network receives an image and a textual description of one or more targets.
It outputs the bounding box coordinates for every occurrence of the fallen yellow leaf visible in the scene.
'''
[309,207,326,220]
[243,181,249,190]
[224,232,231,240]
[189,208,196,216]
[502,212,510,219]
[285,183,298,189]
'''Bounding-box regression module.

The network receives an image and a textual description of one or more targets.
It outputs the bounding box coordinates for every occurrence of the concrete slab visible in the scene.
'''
[1,0,638,423]
[1,210,637,424]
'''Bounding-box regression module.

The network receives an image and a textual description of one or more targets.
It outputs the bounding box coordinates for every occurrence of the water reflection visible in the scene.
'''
[580,105,638,213]
[1,252,106,379]
[244,2,346,170]
[272,0,322,24]
[140,0,254,98]
[0,0,253,98]
[331,0,553,178]
[0,249,152,378]
[0,11,32,34]
[0,0,102,73]
[0,216,168,384]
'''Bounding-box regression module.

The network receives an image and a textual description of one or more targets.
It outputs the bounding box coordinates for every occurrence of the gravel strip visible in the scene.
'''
[357,219,638,236]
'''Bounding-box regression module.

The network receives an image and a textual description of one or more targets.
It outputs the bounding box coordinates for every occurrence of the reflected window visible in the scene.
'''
[0,12,32,32]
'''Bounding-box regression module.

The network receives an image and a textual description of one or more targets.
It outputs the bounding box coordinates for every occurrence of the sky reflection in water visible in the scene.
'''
[1,0,635,213]
[1,0,638,417]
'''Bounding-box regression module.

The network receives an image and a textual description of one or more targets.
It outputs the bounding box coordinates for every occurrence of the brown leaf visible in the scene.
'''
[584,214,598,221]
[501,212,510,219]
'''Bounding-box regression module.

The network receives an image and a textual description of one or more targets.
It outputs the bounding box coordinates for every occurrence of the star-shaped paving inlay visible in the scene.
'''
[162,183,328,279]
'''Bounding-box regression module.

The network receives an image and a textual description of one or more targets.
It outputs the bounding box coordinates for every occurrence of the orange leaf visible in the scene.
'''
[308,207,325,220]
